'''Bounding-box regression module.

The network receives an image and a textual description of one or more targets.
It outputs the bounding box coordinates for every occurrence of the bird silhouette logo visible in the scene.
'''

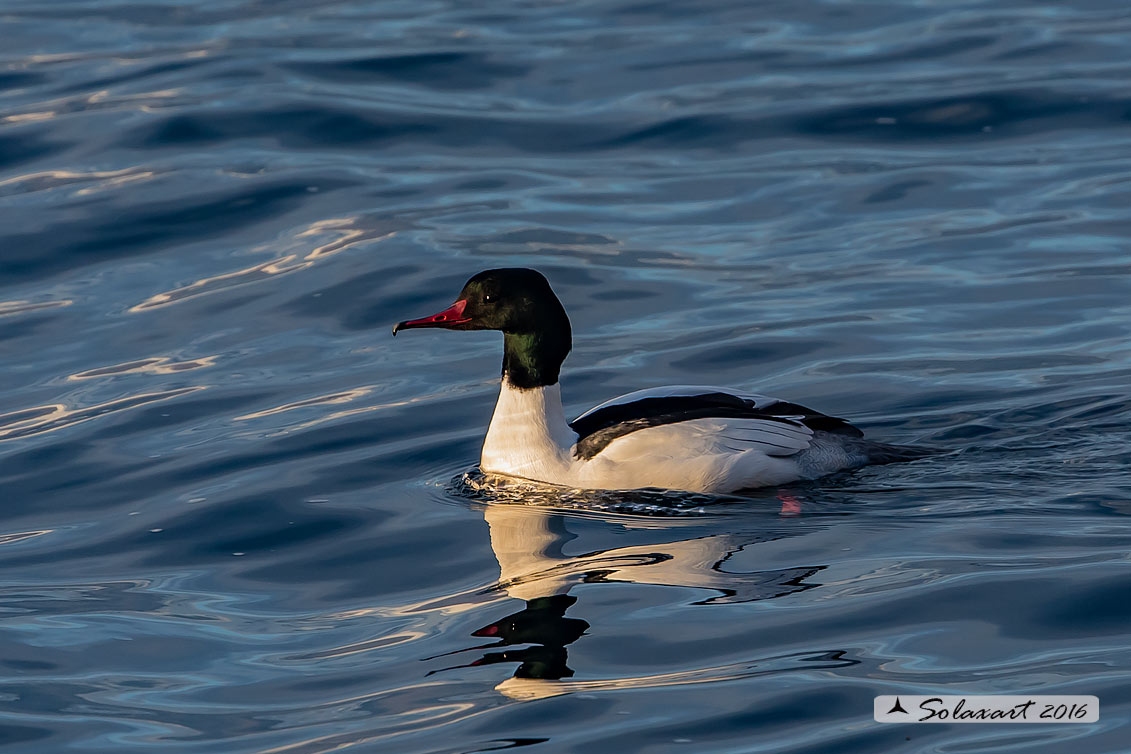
[887,697,909,715]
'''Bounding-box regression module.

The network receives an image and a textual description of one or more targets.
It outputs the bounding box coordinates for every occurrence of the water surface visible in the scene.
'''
[2,1,1131,751]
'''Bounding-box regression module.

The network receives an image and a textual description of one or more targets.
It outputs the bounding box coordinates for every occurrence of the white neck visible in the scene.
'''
[480,381,577,483]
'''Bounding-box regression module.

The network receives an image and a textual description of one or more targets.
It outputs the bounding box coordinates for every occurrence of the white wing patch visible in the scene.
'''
[574,384,780,423]
[594,416,813,464]
[711,417,813,456]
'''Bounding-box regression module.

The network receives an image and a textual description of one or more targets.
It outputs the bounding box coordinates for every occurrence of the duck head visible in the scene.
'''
[393,268,572,389]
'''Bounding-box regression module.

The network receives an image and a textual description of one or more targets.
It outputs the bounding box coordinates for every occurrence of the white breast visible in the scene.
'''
[480,382,576,482]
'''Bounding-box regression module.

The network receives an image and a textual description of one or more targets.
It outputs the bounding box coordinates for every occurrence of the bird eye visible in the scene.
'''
[484,294,495,303]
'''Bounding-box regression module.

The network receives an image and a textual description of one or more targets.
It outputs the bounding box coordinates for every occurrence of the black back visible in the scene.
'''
[569,391,862,460]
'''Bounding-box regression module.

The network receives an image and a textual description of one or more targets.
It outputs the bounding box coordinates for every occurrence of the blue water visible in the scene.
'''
[3,1,1131,751]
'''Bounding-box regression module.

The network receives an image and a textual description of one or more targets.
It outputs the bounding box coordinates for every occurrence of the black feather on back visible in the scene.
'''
[569,392,862,461]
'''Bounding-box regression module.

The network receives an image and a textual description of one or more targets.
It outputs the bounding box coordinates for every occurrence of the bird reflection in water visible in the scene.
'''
[431,482,825,690]
[429,595,587,680]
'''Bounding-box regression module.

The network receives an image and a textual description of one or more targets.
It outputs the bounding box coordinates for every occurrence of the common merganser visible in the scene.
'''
[393,268,930,493]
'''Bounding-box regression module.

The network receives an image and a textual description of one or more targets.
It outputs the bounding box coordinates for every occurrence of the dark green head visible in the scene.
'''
[393,268,572,389]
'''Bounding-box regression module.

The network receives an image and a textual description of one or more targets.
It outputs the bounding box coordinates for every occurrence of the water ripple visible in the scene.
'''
[2,0,1130,752]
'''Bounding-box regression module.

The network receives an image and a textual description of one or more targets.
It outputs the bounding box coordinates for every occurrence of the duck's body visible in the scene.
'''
[395,268,928,494]
[480,382,879,493]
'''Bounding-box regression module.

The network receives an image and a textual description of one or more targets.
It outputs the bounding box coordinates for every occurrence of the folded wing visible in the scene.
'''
[570,385,862,461]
